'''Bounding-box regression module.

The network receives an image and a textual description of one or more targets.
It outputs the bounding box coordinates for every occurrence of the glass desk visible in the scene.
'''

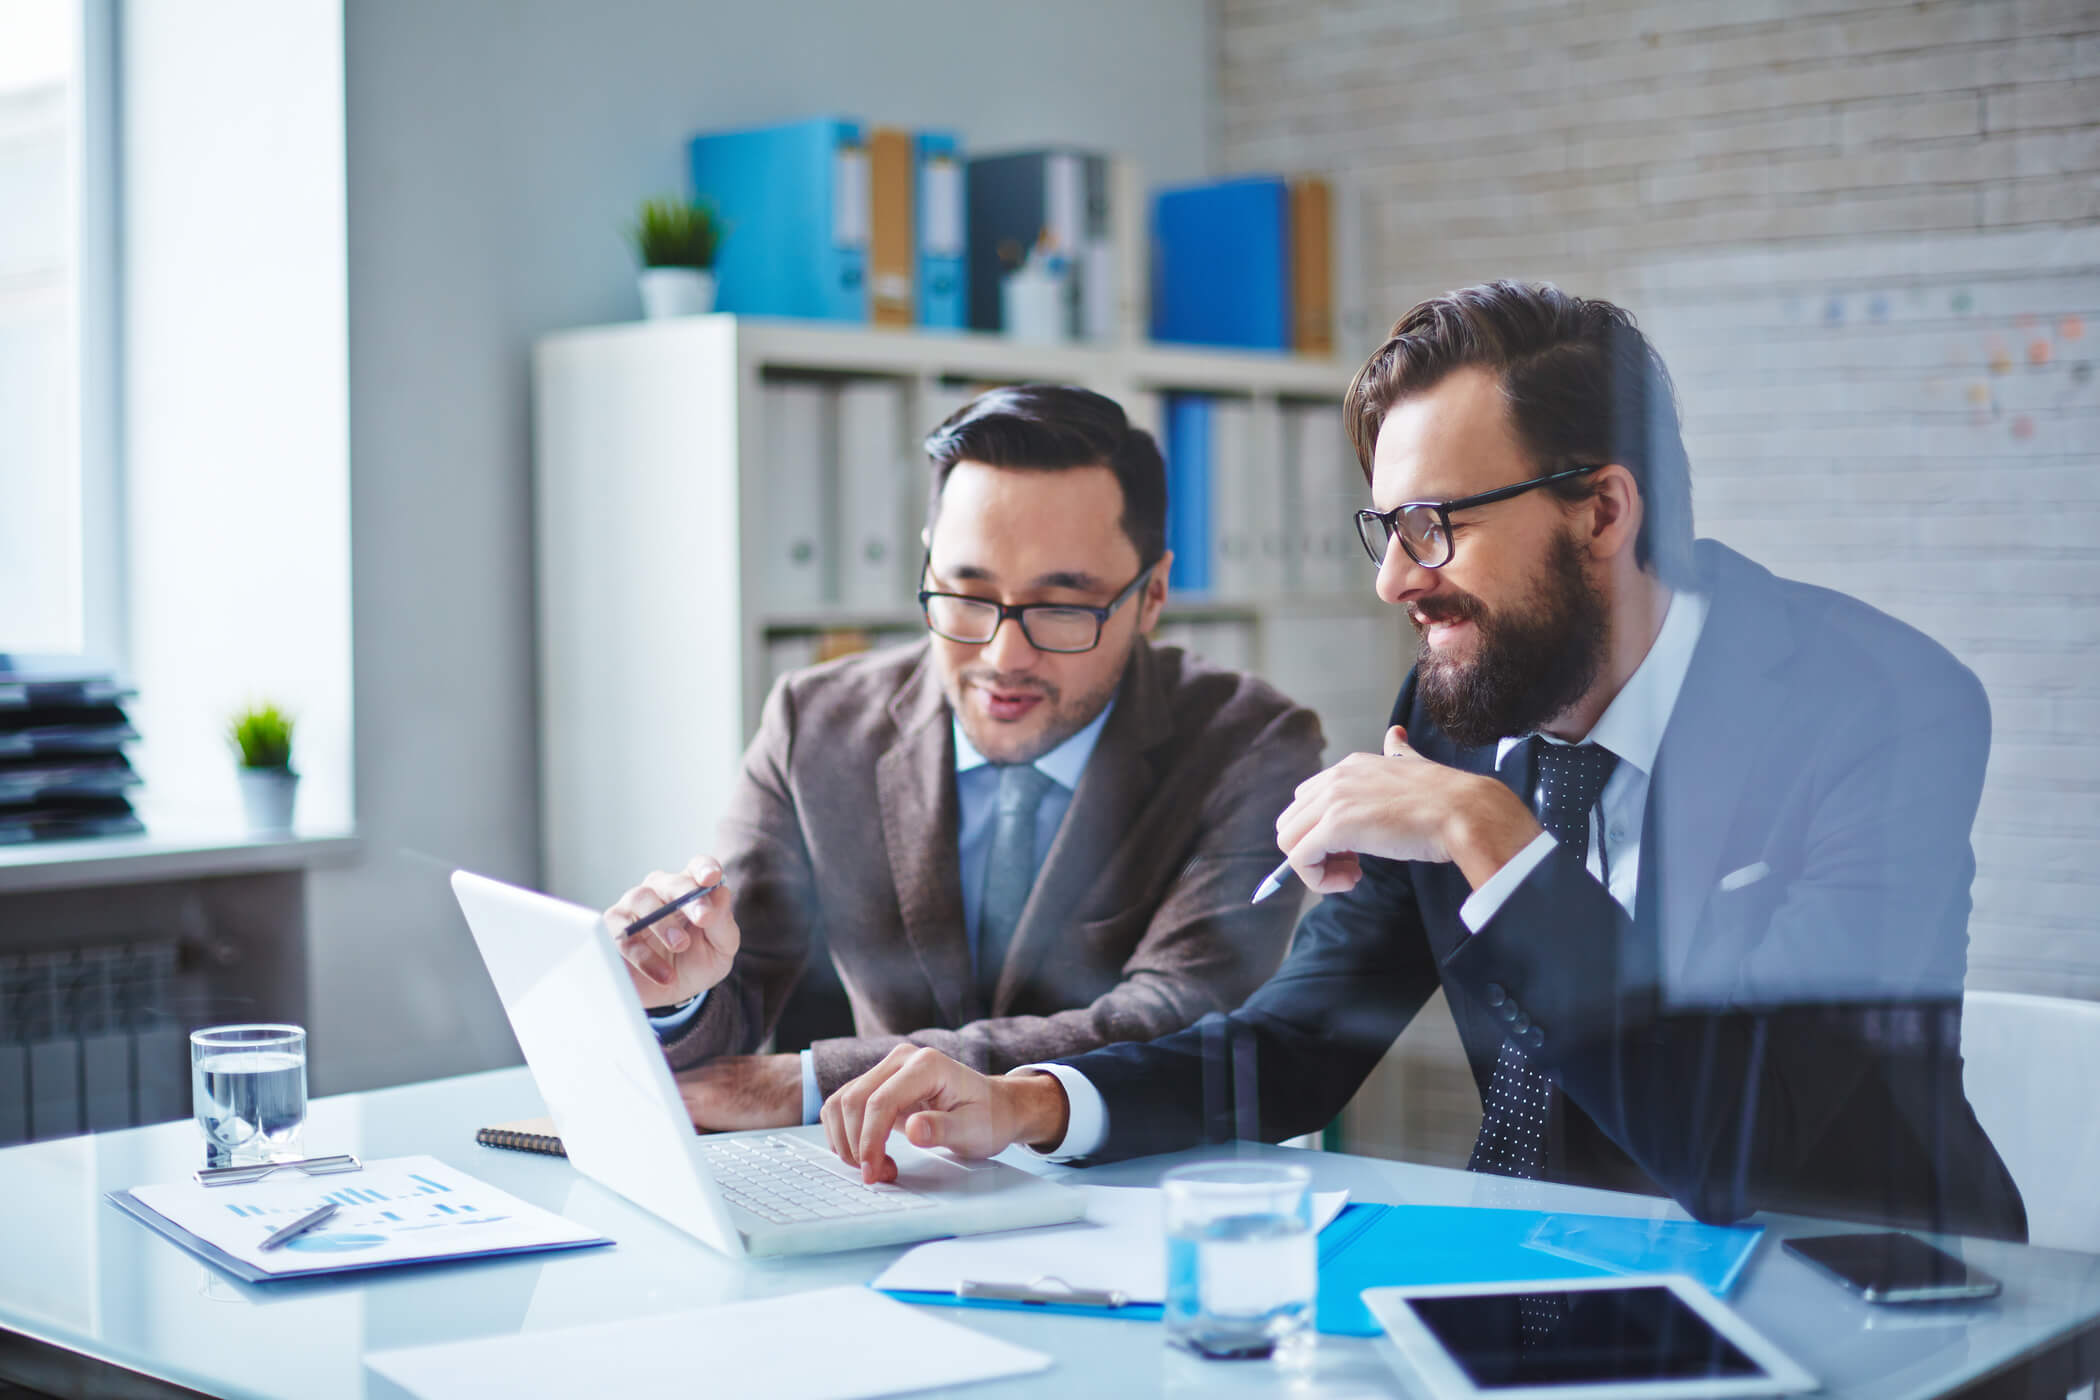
[2,1066,2094,1399]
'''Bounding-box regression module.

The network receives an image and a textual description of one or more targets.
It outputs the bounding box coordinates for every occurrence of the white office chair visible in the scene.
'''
[1962,989,2100,1254]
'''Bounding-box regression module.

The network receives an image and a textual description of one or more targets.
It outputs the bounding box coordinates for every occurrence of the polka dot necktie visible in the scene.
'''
[1467,738,1619,1182]
[975,763,1057,1013]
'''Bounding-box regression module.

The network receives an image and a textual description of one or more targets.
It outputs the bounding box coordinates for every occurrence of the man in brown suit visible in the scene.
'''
[606,384,1324,1130]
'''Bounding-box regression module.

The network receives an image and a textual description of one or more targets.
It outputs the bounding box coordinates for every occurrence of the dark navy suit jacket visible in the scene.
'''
[1061,540,2027,1241]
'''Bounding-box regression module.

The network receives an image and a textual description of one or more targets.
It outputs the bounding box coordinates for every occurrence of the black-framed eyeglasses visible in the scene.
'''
[1355,464,1606,570]
[918,554,1157,654]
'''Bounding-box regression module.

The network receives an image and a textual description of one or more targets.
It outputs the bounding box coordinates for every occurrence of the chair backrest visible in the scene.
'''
[1962,990,2100,1253]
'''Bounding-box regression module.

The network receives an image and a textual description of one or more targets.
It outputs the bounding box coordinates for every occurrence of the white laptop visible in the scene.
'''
[450,870,1085,1257]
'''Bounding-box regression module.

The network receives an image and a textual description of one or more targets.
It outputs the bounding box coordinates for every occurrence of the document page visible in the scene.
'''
[127,1155,605,1276]
[873,1184,1347,1304]
[365,1286,1051,1400]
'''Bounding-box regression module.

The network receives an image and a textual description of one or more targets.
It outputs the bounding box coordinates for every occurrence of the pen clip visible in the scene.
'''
[956,1275,1129,1309]
[196,1153,363,1187]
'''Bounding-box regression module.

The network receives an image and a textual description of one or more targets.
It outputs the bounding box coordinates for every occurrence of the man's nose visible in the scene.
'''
[980,612,1042,672]
[1376,543,1438,608]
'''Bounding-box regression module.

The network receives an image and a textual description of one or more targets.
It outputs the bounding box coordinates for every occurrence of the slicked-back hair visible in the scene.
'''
[923,384,1168,567]
[1343,281,1697,585]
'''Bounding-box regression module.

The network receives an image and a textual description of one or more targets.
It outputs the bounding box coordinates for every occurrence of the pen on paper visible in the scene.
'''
[1250,858,1295,904]
[259,1200,338,1251]
[623,880,721,938]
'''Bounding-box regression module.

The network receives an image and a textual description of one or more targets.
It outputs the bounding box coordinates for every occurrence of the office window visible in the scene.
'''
[0,0,103,656]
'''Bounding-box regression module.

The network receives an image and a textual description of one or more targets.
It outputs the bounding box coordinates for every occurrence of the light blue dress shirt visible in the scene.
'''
[651,700,1115,1126]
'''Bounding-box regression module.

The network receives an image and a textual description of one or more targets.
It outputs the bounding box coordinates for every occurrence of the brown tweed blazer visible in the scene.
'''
[660,637,1325,1098]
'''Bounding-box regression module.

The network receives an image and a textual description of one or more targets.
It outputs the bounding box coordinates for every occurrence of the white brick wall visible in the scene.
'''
[1218,0,2100,1158]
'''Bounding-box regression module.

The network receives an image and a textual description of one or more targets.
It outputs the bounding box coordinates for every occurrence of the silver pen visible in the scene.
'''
[259,1200,338,1251]
[1251,857,1295,904]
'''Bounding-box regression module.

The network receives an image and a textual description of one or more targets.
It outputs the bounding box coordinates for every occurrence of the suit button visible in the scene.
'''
[1512,1012,1531,1035]
[1524,1026,1545,1049]
[1499,1003,1518,1024]
[1484,984,1507,1007]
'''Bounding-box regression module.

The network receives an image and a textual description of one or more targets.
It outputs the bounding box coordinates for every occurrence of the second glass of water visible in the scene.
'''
[1162,1161,1316,1359]
[191,1024,307,1166]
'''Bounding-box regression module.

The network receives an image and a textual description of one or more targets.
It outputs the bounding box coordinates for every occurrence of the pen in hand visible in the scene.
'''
[259,1200,338,1251]
[1250,857,1295,904]
[623,880,721,938]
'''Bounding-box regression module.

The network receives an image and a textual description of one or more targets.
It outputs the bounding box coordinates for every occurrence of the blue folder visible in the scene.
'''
[1151,175,1291,350]
[915,131,966,330]
[1163,394,1213,594]
[1313,1203,1764,1336]
[884,1203,1763,1334]
[687,116,868,322]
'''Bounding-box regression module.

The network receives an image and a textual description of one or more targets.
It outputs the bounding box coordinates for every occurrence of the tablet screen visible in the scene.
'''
[1408,1285,1765,1389]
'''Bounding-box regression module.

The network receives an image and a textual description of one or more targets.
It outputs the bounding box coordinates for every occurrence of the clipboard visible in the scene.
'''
[106,1154,611,1283]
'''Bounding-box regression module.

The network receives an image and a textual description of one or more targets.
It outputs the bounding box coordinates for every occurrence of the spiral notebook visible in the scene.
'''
[475,1117,566,1157]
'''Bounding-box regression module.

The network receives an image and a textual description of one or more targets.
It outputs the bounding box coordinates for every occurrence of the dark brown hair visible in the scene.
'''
[1343,281,1696,584]
[923,384,1167,566]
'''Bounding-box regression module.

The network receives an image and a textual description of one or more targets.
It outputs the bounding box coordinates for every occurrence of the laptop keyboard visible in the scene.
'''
[696,1133,939,1225]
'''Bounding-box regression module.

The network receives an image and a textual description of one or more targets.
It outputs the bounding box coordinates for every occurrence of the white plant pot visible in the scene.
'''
[238,768,299,834]
[638,267,717,320]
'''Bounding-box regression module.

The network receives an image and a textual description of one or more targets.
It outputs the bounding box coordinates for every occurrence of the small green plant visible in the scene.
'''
[627,195,723,270]
[226,703,295,771]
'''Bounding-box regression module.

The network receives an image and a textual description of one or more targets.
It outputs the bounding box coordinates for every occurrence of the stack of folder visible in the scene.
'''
[687,116,966,329]
[1161,395,1359,601]
[0,662,144,844]
[1151,173,1337,354]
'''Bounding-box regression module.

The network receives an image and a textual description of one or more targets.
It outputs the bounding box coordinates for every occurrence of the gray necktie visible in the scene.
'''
[1468,738,1618,1181]
[976,763,1058,1012]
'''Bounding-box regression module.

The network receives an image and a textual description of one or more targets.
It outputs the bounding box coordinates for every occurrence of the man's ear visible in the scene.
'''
[1138,550,1173,631]
[1586,464,1643,563]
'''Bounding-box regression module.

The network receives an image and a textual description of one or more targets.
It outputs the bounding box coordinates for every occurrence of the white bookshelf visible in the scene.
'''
[532,315,1409,907]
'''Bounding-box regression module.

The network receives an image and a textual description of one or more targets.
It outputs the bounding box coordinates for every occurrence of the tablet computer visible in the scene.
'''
[1362,1274,1817,1400]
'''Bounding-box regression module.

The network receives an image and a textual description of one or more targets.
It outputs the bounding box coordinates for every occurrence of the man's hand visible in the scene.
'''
[603,856,740,1009]
[1275,726,1543,894]
[674,1054,802,1131]
[819,1046,1071,1184]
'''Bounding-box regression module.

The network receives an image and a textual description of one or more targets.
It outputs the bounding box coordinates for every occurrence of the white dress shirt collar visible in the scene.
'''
[1494,586,1710,779]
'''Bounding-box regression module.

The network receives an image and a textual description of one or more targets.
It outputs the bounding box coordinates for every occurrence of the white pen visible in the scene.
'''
[259,1200,338,1251]
[1250,857,1295,904]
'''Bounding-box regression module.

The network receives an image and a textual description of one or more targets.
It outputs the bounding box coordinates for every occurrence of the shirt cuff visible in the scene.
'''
[1014,1062,1108,1161]
[799,1048,822,1125]
[1458,832,1558,933]
[645,987,708,1039]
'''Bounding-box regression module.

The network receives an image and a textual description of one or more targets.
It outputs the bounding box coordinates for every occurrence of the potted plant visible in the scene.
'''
[227,702,298,833]
[628,195,723,319]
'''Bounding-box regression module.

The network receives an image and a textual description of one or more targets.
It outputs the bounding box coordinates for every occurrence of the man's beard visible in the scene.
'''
[1415,530,1609,750]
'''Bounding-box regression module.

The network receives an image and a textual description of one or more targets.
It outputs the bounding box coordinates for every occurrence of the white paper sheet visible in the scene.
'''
[872,1184,1348,1305]
[128,1155,603,1276]
[365,1286,1051,1400]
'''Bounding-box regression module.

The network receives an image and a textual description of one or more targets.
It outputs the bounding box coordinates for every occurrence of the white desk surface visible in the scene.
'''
[2,1066,2095,1400]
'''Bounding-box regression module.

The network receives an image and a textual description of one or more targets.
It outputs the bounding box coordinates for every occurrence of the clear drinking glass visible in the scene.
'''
[1162,1162,1316,1359]
[190,1024,307,1166]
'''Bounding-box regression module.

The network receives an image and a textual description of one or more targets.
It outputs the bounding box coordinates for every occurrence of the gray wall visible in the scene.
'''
[320,0,1213,1093]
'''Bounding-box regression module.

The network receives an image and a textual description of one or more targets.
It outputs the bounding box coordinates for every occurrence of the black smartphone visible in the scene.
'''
[1784,1231,2001,1304]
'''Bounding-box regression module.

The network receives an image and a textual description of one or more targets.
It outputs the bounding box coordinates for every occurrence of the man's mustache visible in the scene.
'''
[960,669,1058,701]
[1410,592,1486,629]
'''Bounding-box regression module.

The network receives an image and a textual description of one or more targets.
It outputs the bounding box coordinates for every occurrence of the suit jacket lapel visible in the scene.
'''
[1646,542,1795,998]
[990,643,1173,1014]
[875,654,972,1027]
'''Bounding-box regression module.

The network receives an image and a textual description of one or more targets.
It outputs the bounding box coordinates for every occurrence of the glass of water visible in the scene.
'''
[190,1024,307,1166]
[1162,1161,1316,1359]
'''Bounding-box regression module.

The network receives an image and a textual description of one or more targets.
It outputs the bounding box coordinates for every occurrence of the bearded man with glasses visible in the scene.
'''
[604,384,1323,1133]
[823,283,2027,1248]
